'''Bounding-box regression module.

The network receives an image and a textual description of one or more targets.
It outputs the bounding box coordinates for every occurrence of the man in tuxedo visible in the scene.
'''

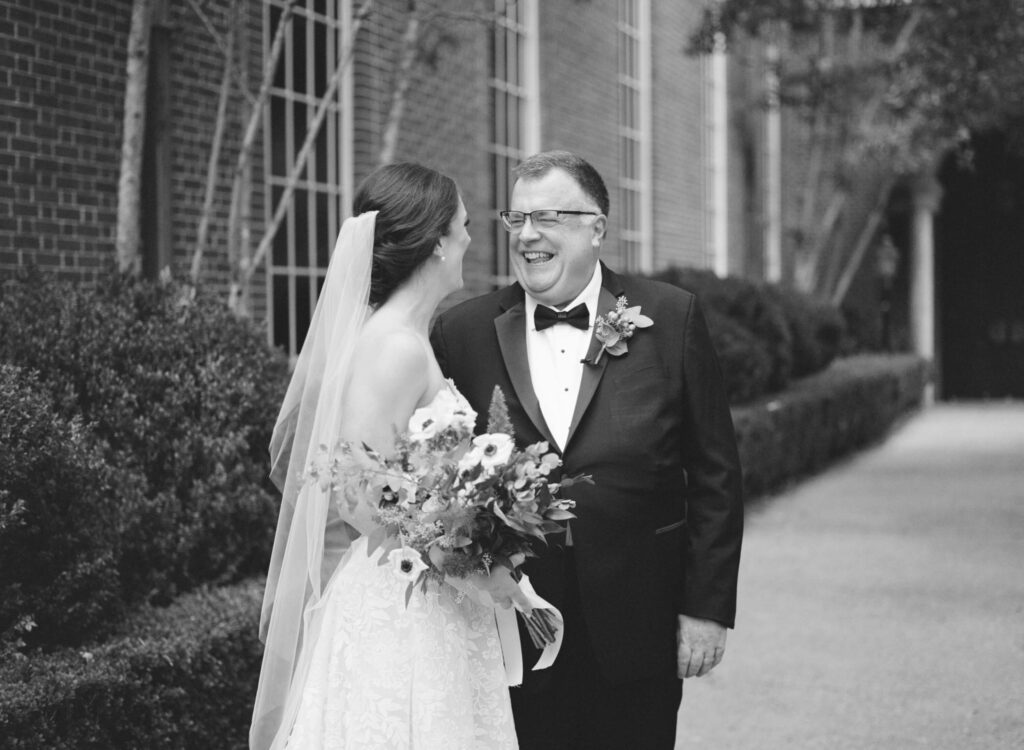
[430,150,743,749]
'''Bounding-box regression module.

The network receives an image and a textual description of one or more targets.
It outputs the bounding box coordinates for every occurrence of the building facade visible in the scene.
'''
[2,0,765,360]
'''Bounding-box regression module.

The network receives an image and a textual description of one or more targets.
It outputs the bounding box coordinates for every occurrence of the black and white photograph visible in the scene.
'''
[1,1,1022,748]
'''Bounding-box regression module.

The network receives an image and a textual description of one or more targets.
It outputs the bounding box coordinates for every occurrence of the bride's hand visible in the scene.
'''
[468,566,532,613]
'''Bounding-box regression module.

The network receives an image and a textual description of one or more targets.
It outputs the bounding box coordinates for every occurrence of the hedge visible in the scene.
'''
[0,354,929,748]
[0,579,265,750]
[732,354,930,499]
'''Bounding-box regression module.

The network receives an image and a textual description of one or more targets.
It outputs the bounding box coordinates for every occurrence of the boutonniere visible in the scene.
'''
[587,295,653,365]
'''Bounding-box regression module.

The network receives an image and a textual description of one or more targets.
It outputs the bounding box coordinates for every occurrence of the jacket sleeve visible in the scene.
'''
[678,295,744,628]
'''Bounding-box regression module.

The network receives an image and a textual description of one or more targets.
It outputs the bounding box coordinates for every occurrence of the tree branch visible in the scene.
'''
[184,0,257,106]
[239,0,378,302]
[223,0,298,312]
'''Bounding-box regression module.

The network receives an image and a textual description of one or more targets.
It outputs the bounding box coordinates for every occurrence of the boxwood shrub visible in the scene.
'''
[649,267,794,394]
[0,268,289,647]
[732,354,930,499]
[0,365,129,652]
[648,266,846,403]
[703,308,775,404]
[761,284,845,377]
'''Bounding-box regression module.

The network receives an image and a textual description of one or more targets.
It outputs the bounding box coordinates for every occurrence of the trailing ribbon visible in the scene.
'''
[494,574,564,686]
[445,572,564,687]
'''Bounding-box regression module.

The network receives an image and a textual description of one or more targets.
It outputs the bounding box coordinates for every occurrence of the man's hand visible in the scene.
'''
[677,615,726,678]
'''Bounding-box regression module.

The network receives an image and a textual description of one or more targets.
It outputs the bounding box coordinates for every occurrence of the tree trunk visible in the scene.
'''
[190,0,238,285]
[829,175,896,305]
[379,1,421,165]
[788,7,923,295]
[115,0,155,276]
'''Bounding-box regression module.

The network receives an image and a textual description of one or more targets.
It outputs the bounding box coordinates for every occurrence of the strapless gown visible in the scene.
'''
[281,386,518,749]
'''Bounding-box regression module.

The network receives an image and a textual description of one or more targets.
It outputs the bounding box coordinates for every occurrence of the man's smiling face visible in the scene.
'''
[508,168,606,308]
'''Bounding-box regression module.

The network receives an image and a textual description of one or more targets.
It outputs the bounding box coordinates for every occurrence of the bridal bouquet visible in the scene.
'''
[306,386,587,647]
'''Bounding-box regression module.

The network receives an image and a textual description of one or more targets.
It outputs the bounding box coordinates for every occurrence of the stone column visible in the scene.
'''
[911,174,943,402]
[763,42,783,283]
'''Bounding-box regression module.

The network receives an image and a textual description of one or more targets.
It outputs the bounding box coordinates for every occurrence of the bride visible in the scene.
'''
[250,163,530,749]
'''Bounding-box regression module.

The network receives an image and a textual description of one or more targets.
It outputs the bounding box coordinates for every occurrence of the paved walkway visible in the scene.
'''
[676,403,1024,749]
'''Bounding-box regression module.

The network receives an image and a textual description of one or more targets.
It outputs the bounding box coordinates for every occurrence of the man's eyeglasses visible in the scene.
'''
[498,210,600,232]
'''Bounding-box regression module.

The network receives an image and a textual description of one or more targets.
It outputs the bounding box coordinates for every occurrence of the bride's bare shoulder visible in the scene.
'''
[349,325,430,391]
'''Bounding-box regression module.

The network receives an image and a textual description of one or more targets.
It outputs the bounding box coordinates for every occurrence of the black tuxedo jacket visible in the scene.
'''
[431,264,743,683]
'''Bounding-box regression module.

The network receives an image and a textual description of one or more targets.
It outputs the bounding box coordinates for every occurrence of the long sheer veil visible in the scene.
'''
[250,211,378,750]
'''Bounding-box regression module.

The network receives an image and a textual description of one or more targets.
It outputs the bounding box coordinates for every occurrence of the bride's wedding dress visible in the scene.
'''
[281,386,519,750]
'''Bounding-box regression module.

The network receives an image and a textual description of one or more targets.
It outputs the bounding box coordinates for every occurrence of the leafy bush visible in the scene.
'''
[703,309,775,404]
[762,285,845,376]
[839,301,883,354]
[649,267,792,392]
[0,366,129,651]
[0,579,264,750]
[0,268,288,638]
[648,266,846,402]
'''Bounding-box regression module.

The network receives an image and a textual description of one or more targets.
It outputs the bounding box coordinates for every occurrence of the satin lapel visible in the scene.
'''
[565,276,622,449]
[494,302,559,450]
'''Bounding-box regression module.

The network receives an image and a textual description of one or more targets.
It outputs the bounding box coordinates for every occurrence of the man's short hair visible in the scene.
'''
[513,150,610,217]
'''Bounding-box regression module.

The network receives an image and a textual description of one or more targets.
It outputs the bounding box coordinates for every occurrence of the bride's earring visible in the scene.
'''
[434,248,446,261]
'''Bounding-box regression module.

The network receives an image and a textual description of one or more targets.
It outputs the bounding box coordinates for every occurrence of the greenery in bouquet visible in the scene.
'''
[306,386,587,644]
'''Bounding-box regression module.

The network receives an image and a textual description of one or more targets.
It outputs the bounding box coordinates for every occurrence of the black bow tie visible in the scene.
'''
[534,303,590,331]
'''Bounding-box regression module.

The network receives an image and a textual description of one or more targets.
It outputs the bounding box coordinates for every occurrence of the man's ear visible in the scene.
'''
[592,214,607,245]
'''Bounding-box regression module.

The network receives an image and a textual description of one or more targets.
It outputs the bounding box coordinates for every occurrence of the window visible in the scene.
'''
[486,0,539,285]
[264,0,354,358]
[617,0,652,272]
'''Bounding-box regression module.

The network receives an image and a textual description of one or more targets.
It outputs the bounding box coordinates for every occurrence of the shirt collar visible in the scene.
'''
[524,264,603,331]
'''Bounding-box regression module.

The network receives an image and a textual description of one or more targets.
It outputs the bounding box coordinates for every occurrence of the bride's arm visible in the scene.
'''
[334,330,431,535]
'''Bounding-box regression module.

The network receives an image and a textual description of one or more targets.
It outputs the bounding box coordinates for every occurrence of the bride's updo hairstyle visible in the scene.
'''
[352,162,460,307]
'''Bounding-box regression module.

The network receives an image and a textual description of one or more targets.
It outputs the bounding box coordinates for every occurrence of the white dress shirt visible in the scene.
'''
[523,264,603,452]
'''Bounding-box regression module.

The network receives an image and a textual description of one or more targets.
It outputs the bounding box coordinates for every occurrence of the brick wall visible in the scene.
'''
[0,0,128,282]
[0,0,264,302]
[535,0,713,276]
[537,0,622,265]
[650,0,708,271]
[352,0,492,304]
[2,0,731,315]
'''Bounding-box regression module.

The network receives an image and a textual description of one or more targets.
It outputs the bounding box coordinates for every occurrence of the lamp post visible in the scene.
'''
[876,233,900,351]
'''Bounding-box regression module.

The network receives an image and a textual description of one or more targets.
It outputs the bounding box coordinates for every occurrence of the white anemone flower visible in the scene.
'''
[407,405,443,442]
[388,547,429,581]
[470,433,514,471]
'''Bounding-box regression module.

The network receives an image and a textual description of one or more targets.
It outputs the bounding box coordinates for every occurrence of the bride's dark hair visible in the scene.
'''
[353,162,460,307]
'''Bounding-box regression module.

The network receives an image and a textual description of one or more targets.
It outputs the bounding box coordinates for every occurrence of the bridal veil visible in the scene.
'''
[250,211,378,750]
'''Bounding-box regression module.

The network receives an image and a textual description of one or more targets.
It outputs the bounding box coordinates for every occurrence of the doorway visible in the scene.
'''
[936,131,1024,399]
